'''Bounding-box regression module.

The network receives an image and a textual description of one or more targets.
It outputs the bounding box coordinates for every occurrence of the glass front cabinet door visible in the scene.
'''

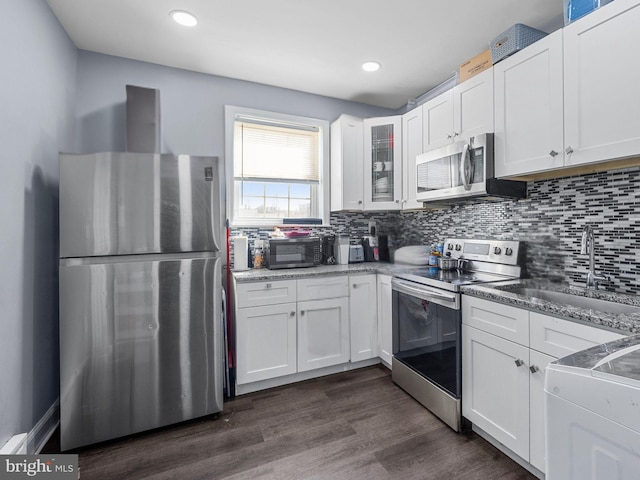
[364,116,402,211]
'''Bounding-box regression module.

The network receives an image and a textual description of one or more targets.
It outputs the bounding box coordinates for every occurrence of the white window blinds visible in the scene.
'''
[234,120,320,183]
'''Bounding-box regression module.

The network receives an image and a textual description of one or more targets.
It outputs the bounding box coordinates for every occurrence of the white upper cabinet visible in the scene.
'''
[454,68,495,141]
[363,116,403,211]
[331,114,364,211]
[563,0,640,167]
[495,0,640,178]
[422,69,494,152]
[494,30,564,178]
[331,114,402,211]
[401,106,425,210]
[422,89,455,150]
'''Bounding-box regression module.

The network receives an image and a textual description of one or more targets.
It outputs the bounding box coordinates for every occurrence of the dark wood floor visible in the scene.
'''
[44,365,536,479]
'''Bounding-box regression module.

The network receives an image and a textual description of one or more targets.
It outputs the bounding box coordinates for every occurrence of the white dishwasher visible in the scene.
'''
[545,335,640,480]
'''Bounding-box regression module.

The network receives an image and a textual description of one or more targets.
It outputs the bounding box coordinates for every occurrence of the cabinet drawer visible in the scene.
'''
[529,312,626,359]
[297,276,348,301]
[462,296,529,346]
[236,280,296,308]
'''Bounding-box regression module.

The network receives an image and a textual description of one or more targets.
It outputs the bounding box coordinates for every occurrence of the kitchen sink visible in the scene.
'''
[513,288,640,315]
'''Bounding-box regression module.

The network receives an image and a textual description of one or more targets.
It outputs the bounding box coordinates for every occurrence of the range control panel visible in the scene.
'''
[443,238,521,266]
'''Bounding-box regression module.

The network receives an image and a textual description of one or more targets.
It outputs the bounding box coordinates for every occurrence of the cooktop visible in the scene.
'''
[394,267,517,292]
[393,238,524,292]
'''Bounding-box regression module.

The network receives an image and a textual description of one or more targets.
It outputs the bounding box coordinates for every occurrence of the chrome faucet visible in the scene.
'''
[580,225,609,289]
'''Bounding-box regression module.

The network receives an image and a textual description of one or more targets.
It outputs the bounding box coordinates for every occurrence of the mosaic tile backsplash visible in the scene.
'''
[233,167,640,295]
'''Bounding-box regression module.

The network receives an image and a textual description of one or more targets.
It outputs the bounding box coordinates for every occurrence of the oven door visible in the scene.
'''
[391,278,461,399]
[415,133,491,202]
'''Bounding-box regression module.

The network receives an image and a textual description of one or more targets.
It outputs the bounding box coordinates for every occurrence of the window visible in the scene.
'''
[225,106,330,226]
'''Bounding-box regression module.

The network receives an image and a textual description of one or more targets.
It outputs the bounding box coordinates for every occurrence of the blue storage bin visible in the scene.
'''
[564,0,613,25]
[489,24,548,64]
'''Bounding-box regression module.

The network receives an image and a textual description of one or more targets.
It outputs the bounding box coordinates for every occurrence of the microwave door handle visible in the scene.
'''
[461,142,472,191]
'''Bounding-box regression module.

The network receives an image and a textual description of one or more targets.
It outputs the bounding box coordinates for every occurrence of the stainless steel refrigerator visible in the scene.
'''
[59,152,224,450]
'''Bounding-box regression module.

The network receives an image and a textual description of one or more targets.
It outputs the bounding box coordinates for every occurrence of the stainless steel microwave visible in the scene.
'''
[265,237,321,269]
[415,133,526,203]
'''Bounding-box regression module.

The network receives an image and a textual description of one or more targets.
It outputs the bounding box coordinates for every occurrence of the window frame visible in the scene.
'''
[225,105,330,227]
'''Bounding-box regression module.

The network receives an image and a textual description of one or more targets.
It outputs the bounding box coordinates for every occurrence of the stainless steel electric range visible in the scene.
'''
[391,238,523,432]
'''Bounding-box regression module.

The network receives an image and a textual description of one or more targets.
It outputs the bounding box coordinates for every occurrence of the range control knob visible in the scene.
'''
[447,243,454,250]
[494,246,502,255]
[505,247,513,256]
[455,244,462,251]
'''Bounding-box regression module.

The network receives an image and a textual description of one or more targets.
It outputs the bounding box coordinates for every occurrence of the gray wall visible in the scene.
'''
[0,0,77,448]
[74,51,394,156]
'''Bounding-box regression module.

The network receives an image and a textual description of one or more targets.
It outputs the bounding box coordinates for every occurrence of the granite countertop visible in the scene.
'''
[232,262,419,282]
[462,279,640,334]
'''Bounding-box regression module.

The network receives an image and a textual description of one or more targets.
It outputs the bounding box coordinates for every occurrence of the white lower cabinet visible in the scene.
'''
[236,274,391,389]
[349,274,378,362]
[236,302,297,384]
[528,349,555,472]
[463,324,530,460]
[298,297,350,372]
[462,295,625,474]
[377,274,393,367]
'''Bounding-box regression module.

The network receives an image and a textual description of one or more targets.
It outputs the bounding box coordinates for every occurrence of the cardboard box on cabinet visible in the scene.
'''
[459,49,492,83]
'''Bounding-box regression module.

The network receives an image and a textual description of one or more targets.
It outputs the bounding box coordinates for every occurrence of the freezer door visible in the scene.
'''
[60,153,222,257]
[59,254,223,450]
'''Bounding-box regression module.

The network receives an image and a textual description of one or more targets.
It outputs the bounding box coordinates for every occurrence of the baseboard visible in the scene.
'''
[236,358,381,395]
[0,434,28,455]
[471,424,544,479]
[1,399,60,454]
[30,399,60,454]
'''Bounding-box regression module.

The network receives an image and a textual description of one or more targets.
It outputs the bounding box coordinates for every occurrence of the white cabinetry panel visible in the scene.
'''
[454,69,494,141]
[529,311,625,359]
[236,280,296,308]
[529,349,555,473]
[401,107,424,210]
[331,114,364,211]
[236,303,297,384]
[494,30,564,177]
[564,0,640,167]
[377,274,393,367]
[349,275,378,362]
[462,296,529,345]
[462,325,530,460]
[297,275,348,301]
[297,297,350,372]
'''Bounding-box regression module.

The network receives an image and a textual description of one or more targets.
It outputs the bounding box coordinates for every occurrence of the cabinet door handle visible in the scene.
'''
[290,311,295,317]
[453,132,459,137]
[352,284,358,289]
[529,365,540,374]
[300,310,305,316]
[565,146,574,155]
[266,283,272,289]
[447,134,452,139]
[514,359,524,367]
[549,150,558,157]
[358,200,363,204]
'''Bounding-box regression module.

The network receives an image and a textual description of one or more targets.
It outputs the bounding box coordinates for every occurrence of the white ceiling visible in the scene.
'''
[46,0,563,110]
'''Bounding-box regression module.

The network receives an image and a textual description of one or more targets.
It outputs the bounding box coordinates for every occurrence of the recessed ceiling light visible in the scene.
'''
[362,61,381,72]
[170,10,198,27]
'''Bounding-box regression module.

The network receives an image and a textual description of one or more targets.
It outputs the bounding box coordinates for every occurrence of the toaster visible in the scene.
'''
[349,244,364,263]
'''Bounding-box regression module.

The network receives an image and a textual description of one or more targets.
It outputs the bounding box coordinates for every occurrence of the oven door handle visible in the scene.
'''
[392,278,460,309]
